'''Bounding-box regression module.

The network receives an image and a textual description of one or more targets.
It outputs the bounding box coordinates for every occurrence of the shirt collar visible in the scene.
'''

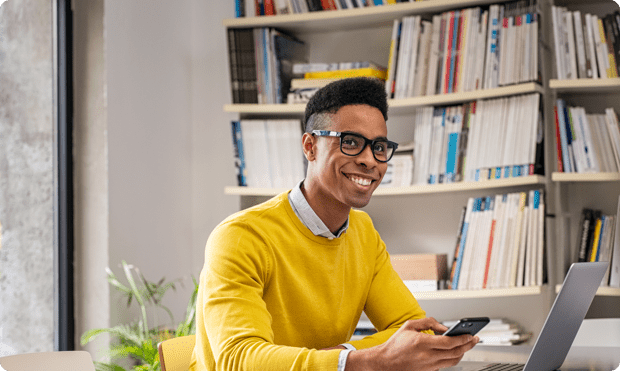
[288,180,349,239]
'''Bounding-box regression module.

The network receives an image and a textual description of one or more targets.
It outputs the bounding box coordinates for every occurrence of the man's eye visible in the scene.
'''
[342,137,361,148]
[373,142,387,153]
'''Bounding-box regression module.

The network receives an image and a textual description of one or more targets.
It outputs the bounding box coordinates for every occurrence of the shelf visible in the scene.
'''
[551,172,620,182]
[413,286,544,300]
[223,0,513,33]
[224,83,544,115]
[224,175,546,196]
[555,284,620,297]
[549,78,620,93]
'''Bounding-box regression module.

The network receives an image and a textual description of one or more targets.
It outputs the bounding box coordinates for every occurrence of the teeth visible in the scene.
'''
[349,176,372,186]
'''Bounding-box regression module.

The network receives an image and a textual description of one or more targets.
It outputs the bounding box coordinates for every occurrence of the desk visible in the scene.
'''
[449,345,620,370]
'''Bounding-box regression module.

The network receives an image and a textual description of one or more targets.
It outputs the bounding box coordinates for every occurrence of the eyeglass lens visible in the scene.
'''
[341,133,394,162]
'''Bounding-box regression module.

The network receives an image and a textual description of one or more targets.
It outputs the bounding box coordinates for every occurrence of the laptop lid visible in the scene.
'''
[523,261,608,371]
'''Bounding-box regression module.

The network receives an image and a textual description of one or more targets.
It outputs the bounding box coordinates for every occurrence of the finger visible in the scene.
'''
[404,317,444,332]
[430,333,476,350]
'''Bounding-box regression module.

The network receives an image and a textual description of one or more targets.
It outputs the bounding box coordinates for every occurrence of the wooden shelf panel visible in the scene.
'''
[223,0,512,32]
[414,286,543,300]
[551,172,620,182]
[549,78,620,93]
[224,83,543,114]
[225,176,546,196]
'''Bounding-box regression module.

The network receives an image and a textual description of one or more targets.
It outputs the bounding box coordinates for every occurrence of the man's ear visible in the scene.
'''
[302,132,316,161]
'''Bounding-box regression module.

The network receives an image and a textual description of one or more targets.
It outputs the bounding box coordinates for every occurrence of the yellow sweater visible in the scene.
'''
[190,192,427,371]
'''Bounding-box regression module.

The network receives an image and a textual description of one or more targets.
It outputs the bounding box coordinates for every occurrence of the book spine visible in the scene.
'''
[231,121,247,187]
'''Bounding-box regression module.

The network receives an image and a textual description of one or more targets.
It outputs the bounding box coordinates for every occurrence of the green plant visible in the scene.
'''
[81,261,199,371]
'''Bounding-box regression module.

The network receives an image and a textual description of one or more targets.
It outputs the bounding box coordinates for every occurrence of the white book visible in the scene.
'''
[498,193,519,288]
[483,5,499,89]
[475,100,491,180]
[426,15,442,96]
[568,107,587,173]
[516,201,530,287]
[406,16,422,98]
[609,195,620,287]
[584,13,600,79]
[587,114,611,172]
[530,1,539,82]
[456,8,471,93]
[524,190,537,287]
[460,197,483,289]
[273,0,290,14]
[565,10,578,80]
[499,6,510,85]
[464,101,480,182]
[428,108,446,184]
[439,12,452,94]
[509,193,527,287]
[241,120,272,188]
[592,114,619,172]
[573,11,587,78]
[505,7,516,85]
[501,96,517,177]
[474,10,488,90]
[414,20,432,97]
[512,5,523,84]
[266,120,286,188]
[403,280,440,292]
[552,6,565,79]
[591,14,609,79]
[522,5,532,83]
[536,199,545,286]
[577,107,600,172]
[486,194,506,288]
[477,197,496,289]
[527,94,541,174]
[395,16,413,99]
[605,109,620,170]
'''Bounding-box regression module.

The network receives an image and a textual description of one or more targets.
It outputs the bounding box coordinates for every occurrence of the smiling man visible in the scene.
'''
[190,77,478,371]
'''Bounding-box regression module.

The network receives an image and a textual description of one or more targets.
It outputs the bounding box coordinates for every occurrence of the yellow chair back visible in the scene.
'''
[158,334,196,371]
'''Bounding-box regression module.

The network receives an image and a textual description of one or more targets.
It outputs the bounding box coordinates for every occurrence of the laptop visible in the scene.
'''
[443,262,609,371]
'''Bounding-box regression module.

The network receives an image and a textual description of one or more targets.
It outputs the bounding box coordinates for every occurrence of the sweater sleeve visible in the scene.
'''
[346,229,429,350]
[198,221,341,371]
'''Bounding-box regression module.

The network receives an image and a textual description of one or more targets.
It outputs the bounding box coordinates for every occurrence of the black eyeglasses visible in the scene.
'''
[312,130,399,163]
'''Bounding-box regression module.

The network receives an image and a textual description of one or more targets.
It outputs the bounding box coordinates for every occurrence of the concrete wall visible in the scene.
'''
[0,0,55,355]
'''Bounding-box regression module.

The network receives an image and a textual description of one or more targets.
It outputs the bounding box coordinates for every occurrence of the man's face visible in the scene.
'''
[307,104,389,209]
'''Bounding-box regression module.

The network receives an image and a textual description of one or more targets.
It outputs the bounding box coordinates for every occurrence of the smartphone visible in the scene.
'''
[442,317,490,337]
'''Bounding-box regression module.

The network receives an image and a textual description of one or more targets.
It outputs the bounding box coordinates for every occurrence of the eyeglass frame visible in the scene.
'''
[311,130,399,163]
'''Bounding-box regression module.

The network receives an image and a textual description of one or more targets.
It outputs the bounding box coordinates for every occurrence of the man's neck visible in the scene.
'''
[300,182,350,235]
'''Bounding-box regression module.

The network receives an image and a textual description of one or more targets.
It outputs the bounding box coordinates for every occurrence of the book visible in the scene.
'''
[390,254,448,281]
[303,66,387,80]
[231,121,247,186]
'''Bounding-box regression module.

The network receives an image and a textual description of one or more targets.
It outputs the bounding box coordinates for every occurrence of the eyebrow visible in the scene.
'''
[345,131,389,141]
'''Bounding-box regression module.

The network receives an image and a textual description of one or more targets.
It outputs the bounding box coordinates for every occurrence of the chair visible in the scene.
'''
[158,335,196,371]
[0,351,95,371]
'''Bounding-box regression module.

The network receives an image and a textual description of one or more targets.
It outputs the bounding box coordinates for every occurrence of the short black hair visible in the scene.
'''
[304,77,388,132]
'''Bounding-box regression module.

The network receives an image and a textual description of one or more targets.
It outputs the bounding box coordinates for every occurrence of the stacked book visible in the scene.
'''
[379,141,414,188]
[231,120,306,188]
[554,101,620,173]
[575,204,620,288]
[236,0,434,17]
[227,28,307,104]
[412,93,543,186]
[443,318,532,345]
[390,254,448,292]
[551,7,620,80]
[448,190,546,290]
[385,0,540,99]
[287,61,387,104]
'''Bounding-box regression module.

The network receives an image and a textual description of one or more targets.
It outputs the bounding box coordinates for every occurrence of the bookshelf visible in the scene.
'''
[549,0,620,319]
[222,0,620,343]
[225,175,546,196]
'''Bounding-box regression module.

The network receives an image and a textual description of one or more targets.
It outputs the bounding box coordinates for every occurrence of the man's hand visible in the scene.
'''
[345,317,479,371]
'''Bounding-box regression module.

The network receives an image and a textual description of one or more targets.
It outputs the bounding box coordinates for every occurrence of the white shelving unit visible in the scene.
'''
[221,0,620,342]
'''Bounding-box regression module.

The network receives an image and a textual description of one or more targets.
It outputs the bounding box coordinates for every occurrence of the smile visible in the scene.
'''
[345,174,374,186]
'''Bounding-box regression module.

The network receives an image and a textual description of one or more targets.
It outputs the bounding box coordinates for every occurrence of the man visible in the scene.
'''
[190,77,478,371]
